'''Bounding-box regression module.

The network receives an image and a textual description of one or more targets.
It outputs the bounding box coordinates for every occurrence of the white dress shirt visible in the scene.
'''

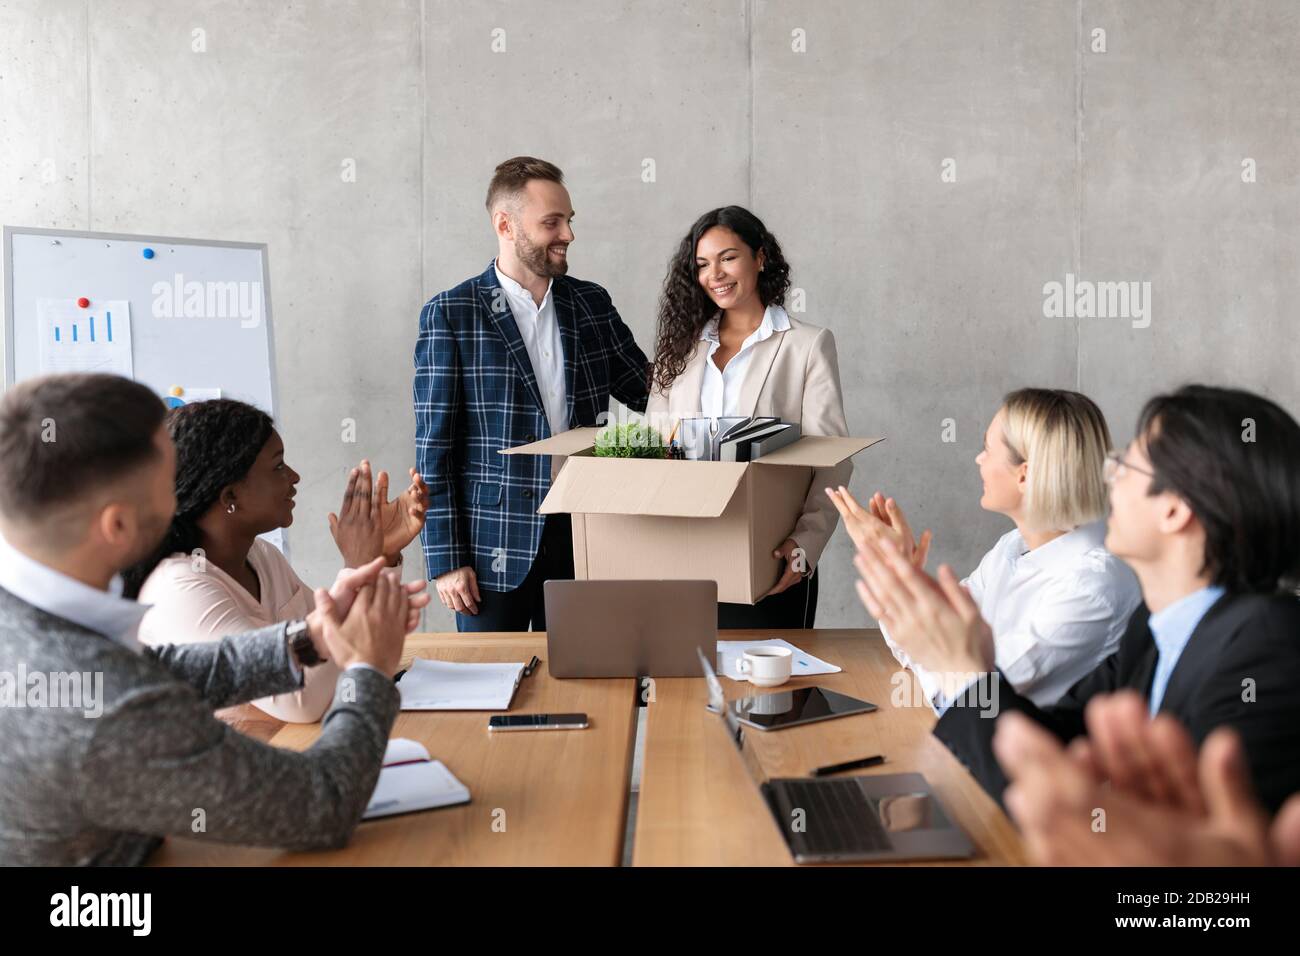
[885,520,1142,709]
[494,261,568,436]
[698,304,792,418]
[0,531,148,654]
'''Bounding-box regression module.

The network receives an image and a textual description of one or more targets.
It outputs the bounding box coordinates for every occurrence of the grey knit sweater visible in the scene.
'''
[0,586,399,865]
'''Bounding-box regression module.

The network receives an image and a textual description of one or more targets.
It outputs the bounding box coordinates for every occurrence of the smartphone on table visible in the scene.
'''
[488,713,589,731]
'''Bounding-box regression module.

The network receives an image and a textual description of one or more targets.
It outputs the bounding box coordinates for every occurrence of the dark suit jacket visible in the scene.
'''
[413,262,649,591]
[934,591,1300,814]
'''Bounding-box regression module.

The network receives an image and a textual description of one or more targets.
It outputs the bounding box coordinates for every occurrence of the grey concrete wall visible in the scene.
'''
[4,0,1298,630]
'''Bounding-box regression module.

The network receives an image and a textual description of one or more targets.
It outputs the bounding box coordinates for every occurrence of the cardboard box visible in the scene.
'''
[501,427,882,603]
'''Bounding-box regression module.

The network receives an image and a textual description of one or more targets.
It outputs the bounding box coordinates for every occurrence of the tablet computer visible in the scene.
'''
[729,686,877,731]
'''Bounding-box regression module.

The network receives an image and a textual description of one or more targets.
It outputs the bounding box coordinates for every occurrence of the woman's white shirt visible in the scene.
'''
[884,520,1142,709]
[698,304,792,418]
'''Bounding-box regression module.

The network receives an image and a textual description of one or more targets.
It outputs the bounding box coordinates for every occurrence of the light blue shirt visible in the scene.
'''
[1147,585,1227,717]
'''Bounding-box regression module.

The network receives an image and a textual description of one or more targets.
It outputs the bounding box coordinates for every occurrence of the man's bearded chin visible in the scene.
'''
[515,232,568,278]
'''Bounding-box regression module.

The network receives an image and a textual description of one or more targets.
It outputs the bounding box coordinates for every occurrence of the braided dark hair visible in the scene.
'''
[121,398,274,598]
[652,206,791,392]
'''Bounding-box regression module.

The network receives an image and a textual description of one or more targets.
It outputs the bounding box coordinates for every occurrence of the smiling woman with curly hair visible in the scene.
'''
[648,205,852,629]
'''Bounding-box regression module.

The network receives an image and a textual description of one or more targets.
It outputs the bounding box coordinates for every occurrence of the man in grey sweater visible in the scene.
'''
[0,373,428,865]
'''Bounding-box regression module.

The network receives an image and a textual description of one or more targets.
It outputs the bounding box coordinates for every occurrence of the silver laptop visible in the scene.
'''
[544,580,717,678]
[699,649,975,863]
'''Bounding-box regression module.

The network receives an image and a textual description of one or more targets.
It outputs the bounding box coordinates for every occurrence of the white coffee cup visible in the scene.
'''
[737,646,793,687]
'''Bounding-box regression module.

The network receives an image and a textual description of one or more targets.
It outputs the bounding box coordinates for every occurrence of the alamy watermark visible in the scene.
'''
[0,665,103,718]
[50,886,150,936]
[1042,273,1151,329]
[890,668,1001,718]
[151,273,262,328]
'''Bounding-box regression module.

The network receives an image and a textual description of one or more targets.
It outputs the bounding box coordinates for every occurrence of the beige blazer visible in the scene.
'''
[646,316,851,570]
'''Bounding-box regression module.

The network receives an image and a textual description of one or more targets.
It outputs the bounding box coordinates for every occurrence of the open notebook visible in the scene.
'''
[396,658,525,710]
[363,738,471,820]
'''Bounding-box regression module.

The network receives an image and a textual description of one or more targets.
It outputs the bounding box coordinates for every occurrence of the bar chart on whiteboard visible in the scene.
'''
[36,298,134,377]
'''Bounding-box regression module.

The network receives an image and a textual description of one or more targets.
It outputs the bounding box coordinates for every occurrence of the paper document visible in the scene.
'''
[37,299,134,378]
[364,740,470,820]
[397,658,524,710]
[382,737,431,766]
[716,638,843,682]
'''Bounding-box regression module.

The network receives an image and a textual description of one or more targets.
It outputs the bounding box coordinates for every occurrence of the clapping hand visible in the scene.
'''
[304,557,430,668]
[308,572,413,678]
[994,694,1300,866]
[827,486,932,569]
[852,537,994,701]
[378,467,428,561]
[324,556,429,633]
[329,460,384,567]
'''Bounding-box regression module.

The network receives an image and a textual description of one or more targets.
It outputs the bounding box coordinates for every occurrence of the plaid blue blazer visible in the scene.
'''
[414,261,649,591]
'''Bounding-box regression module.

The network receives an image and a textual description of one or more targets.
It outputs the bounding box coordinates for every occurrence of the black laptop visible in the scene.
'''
[699,649,976,863]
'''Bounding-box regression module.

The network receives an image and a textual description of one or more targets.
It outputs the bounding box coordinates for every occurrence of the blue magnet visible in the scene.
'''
[142,247,155,259]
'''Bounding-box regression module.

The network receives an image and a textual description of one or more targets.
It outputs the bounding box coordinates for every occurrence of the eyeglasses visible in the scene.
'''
[1103,451,1155,484]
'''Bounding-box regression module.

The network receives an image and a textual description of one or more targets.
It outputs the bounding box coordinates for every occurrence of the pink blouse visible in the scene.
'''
[137,538,339,723]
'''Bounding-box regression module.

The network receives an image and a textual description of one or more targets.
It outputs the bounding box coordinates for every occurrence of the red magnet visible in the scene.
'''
[77,297,90,308]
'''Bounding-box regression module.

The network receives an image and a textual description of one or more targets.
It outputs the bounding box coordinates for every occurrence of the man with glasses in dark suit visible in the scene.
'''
[853,384,1300,816]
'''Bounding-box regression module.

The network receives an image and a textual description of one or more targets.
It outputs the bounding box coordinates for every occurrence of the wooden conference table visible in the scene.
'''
[153,629,1027,866]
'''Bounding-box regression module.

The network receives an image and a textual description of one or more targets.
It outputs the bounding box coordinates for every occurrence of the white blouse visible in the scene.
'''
[698,304,792,418]
[884,520,1142,708]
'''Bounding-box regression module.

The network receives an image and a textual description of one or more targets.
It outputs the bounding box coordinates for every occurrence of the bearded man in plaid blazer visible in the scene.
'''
[414,157,649,631]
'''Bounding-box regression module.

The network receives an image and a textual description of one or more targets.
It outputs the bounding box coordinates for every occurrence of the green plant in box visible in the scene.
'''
[593,422,667,459]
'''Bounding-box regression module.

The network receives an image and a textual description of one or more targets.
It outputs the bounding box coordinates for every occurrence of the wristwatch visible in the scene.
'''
[286,619,322,668]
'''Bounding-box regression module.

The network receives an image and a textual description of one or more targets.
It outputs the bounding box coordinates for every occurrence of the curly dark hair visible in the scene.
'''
[121,398,274,598]
[652,206,791,392]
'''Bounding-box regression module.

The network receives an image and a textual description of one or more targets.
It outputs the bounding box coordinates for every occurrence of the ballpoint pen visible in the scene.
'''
[810,754,885,777]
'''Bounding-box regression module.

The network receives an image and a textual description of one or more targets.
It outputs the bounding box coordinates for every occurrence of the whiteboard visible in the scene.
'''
[3,225,278,417]
[2,225,286,554]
